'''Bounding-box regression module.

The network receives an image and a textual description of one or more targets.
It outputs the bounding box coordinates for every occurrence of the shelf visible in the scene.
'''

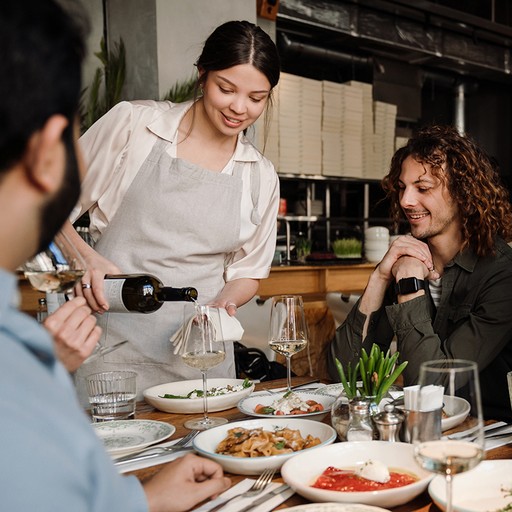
[278,215,319,222]
[278,173,381,183]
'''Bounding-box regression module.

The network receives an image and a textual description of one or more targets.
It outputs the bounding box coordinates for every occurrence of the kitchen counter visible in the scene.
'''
[258,262,374,299]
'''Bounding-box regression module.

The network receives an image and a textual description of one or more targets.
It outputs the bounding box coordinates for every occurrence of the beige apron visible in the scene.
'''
[75,138,245,401]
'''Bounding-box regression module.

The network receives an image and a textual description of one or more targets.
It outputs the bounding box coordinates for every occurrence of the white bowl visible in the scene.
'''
[442,396,471,431]
[143,378,254,414]
[193,417,337,475]
[281,441,433,508]
[429,460,512,511]
[238,391,336,422]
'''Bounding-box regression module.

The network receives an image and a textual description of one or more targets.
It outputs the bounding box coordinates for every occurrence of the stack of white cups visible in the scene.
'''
[364,226,390,263]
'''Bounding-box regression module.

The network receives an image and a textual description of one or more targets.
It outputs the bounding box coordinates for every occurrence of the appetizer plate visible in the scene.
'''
[282,504,390,512]
[193,417,337,475]
[238,390,335,422]
[93,419,174,457]
[441,396,471,431]
[428,460,512,511]
[281,441,433,508]
[143,378,254,413]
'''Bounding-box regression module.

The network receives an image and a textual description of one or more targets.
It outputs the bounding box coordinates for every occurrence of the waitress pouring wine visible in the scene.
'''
[60,20,281,403]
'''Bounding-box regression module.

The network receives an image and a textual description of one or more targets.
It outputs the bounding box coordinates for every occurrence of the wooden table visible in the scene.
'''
[128,376,512,511]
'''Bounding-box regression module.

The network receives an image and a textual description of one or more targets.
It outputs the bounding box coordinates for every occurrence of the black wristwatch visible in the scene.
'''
[394,277,426,295]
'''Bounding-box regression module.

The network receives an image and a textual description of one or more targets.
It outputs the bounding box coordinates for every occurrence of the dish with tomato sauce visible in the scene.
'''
[312,466,419,492]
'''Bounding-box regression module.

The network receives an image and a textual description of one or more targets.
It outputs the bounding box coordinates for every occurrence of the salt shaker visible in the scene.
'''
[373,403,405,442]
[346,398,373,441]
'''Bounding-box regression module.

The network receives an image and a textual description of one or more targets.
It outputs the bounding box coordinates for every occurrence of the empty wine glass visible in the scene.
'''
[412,359,485,512]
[22,231,128,362]
[268,295,308,392]
[181,304,228,430]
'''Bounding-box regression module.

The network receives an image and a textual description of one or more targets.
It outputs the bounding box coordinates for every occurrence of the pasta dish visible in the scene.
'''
[216,426,321,458]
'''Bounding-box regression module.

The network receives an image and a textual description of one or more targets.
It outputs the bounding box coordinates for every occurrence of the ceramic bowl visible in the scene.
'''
[192,417,337,475]
[281,441,433,508]
[143,378,254,413]
[238,390,335,422]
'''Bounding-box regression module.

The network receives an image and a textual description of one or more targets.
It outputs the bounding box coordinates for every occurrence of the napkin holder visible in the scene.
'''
[400,384,443,442]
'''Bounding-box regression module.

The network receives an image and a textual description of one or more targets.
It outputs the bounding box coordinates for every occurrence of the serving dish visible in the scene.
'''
[192,417,337,475]
[93,419,175,457]
[143,378,254,414]
[428,460,512,511]
[441,396,471,431]
[280,441,433,508]
[282,505,390,512]
[238,390,335,422]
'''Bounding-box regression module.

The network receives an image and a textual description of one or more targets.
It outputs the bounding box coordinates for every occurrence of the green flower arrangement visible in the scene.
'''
[335,343,407,405]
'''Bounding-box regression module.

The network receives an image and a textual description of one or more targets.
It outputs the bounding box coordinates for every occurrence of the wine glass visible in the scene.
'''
[412,359,485,512]
[268,295,308,392]
[181,304,228,430]
[22,231,128,362]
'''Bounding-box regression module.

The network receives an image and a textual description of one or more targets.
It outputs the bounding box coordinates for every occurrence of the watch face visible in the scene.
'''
[396,277,425,295]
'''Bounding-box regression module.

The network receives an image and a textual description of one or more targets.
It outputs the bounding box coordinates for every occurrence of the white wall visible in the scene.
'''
[155,0,256,98]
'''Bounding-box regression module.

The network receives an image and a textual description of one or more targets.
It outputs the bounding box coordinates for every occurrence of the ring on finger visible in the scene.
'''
[82,283,92,289]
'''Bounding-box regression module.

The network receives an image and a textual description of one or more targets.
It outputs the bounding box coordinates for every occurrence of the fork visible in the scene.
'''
[114,430,199,465]
[208,467,276,512]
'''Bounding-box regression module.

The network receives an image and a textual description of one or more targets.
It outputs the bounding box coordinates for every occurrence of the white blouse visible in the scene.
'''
[72,100,280,281]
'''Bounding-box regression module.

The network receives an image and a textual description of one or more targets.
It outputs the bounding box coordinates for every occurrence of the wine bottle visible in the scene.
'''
[104,274,198,313]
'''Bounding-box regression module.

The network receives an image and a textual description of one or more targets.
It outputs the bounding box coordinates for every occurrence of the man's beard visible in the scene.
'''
[37,125,81,254]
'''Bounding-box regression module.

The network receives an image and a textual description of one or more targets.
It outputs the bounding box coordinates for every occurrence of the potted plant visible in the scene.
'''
[331,344,407,440]
[332,238,362,259]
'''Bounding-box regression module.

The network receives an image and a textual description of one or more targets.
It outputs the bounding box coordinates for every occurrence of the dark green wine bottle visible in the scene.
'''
[104,273,198,313]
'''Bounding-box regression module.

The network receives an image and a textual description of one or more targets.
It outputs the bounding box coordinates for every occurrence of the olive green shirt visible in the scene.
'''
[328,238,512,421]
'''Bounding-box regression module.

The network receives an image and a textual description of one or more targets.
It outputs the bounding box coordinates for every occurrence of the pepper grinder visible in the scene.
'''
[373,403,405,442]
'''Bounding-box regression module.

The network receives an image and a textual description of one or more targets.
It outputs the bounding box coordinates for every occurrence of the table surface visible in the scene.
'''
[127,376,512,511]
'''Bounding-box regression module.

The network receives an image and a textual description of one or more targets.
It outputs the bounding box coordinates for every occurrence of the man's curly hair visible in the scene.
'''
[381,125,512,257]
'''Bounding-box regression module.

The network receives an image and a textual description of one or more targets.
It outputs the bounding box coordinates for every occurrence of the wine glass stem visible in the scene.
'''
[201,370,210,423]
[286,355,292,392]
[445,472,453,512]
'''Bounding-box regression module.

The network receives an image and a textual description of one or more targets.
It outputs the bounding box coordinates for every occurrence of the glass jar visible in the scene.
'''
[331,393,350,441]
[346,398,374,441]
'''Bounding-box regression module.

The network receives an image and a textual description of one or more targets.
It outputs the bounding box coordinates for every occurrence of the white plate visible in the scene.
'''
[441,396,471,431]
[428,460,512,511]
[93,419,175,457]
[283,504,391,512]
[281,441,433,508]
[143,378,254,414]
[193,417,337,475]
[238,391,335,422]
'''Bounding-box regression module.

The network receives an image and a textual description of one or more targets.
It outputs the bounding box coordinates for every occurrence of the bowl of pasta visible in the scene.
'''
[237,390,335,422]
[192,417,337,475]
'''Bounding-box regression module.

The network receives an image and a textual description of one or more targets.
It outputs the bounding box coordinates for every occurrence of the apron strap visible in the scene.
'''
[249,162,261,226]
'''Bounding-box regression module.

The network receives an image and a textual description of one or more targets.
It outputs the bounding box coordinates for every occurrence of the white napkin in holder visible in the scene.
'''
[171,307,244,354]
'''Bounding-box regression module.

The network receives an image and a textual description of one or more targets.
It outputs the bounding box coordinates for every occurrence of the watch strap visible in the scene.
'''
[394,277,426,295]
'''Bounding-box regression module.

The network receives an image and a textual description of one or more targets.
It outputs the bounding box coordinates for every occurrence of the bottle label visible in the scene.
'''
[104,279,129,313]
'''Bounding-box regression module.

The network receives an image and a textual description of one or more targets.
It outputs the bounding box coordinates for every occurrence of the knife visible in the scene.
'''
[236,484,291,512]
[114,446,194,466]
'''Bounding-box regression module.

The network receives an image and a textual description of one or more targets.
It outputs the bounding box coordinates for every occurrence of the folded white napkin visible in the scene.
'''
[171,308,244,354]
[191,479,295,512]
[404,384,443,411]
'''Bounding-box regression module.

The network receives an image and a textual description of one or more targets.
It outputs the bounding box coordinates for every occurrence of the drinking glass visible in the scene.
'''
[268,295,308,392]
[412,360,485,512]
[22,231,127,362]
[181,304,228,430]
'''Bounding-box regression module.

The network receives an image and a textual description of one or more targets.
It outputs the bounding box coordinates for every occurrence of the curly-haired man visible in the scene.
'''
[328,125,512,421]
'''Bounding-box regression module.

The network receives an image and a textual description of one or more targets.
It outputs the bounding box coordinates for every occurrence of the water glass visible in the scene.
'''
[86,371,137,422]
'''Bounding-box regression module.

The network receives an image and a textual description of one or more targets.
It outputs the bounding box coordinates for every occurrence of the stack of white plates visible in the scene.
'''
[365,226,389,263]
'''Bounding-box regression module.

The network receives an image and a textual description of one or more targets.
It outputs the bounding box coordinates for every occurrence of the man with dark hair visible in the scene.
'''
[0,2,229,510]
[328,125,512,421]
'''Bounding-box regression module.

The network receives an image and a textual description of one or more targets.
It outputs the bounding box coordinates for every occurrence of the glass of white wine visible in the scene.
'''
[412,359,485,512]
[22,231,128,362]
[181,304,228,430]
[268,295,308,392]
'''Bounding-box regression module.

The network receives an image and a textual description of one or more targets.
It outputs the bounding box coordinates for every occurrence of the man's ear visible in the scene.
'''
[23,114,69,193]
